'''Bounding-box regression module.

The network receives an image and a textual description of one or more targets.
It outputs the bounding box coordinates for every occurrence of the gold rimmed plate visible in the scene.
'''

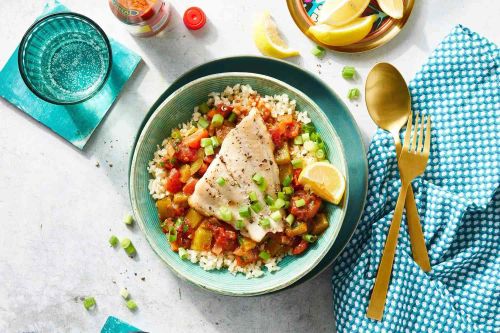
[286,0,415,53]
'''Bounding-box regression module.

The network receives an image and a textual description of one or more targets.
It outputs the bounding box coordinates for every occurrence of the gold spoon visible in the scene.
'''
[365,63,431,272]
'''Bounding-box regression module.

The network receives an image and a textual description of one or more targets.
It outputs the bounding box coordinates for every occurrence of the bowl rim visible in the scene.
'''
[17,12,113,105]
[129,72,349,296]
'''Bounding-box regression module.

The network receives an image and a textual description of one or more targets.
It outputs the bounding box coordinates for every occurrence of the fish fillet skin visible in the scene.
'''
[188,109,283,242]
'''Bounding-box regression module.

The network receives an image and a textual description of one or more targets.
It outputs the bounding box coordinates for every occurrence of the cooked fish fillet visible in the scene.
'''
[188,109,283,242]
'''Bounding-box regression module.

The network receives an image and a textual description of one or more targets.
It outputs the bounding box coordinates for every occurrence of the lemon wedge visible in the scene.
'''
[308,15,377,46]
[317,0,370,27]
[377,0,403,19]
[298,162,345,205]
[253,11,300,59]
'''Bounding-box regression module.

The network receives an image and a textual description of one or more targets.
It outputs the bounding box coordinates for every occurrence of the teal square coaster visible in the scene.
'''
[101,316,143,333]
[0,1,141,149]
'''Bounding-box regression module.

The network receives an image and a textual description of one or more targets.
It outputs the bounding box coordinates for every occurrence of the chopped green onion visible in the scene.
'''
[174,217,184,228]
[211,136,220,147]
[121,238,136,257]
[259,218,271,228]
[83,297,96,310]
[197,117,209,129]
[316,149,326,159]
[200,137,212,147]
[211,114,224,127]
[199,102,210,114]
[168,229,177,242]
[304,141,318,152]
[282,174,292,187]
[303,234,318,243]
[310,132,319,142]
[291,158,303,169]
[216,177,226,186]
[283,186,294,195]
[235,219,245,230]
[178,247,189,260]
[284,200,290,209]
[108,235,119,247]
[302,123,315,133]
[258,180,268,192]
[342,66,356,79]
[251,201,263,213]
[204,145,214,156]
[183,224,189,233]
[293,136,303,145]
[285,214,295,225]
[252,173,265,185]
[259,250,271,260]
[171,129,181,139]
[348,88,360,100]
[274,198,286,209]
[120,288,129,300]
[270,210,282,221]
[227,112,237,123]
[317,142,326,150]
[302,133,310,141]
[123,214,134,225]
[239,206,251,218]
[126,299,138,311]
[311,45,326,58]
[249,191,258,202]
[295,198,306,208]
[219,207,233,222]
[277,192,286,200]
[264,195,275,206]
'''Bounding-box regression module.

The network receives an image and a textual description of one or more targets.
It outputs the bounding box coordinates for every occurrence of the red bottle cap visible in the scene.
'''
[183,7,206,30]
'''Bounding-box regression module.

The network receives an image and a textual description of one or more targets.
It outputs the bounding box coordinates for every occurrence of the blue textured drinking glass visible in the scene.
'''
[18,12,112,105]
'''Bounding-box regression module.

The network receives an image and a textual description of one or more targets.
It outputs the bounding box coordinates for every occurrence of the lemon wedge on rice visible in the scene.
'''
[309,15,377,46]
[377,0,404,19]
[253,11,300,59]
[298,161,346,205]
[317,0,371,27]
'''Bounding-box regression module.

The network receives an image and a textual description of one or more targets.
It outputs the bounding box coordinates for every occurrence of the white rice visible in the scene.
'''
[147,84,320,278]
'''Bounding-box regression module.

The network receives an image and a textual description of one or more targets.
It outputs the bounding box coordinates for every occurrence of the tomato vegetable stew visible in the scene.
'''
[148,84,335,278]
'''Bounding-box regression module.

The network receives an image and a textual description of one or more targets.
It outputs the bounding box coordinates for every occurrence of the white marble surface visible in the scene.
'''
[0,0,498,332]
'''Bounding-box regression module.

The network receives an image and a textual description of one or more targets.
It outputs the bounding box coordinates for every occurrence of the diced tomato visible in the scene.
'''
[182,178,198,195]
[218,104,233,117]
[290,190,322,221]
[203,155,214,164]
[198,162,208,176]
[175,144,199,163]
[183,128,208,149]
[261,107,272,122]
[160,157,177,170]
[207,104,233,119]
[207,109,219,120]
[292,239,309,255]
[292,168,303,190]
[235,249,259,266]
[269,116,301,147]
[166,168,183,193]
[207,222,238,252]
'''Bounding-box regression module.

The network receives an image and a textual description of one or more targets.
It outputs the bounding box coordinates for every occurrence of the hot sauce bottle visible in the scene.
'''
[109,0,171,37]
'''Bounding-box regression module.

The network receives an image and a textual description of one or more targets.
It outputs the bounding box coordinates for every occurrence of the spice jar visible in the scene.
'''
[109,0,171,37]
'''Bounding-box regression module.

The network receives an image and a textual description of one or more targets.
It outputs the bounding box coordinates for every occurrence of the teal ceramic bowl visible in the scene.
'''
[130,73,348,295]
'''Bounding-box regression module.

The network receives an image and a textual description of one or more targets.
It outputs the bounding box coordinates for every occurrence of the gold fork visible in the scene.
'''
[366,114,432,321]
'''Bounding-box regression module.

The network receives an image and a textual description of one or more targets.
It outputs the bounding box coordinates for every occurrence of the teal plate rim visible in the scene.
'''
[128,56,368,294]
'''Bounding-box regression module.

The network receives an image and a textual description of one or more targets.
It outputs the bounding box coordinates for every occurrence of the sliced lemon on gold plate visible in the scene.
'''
[317,0,371,27]
[377,0,404,19]
[299,161,346,205]
[253,11,300,59]
[308,15,377,46]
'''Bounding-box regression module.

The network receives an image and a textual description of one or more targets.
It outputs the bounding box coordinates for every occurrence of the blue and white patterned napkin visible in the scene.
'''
[332,25,499,332]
